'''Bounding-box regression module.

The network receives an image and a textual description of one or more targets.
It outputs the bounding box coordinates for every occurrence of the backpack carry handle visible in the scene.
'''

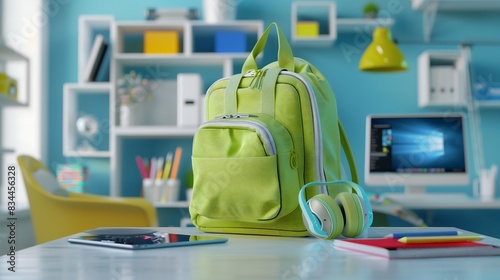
[242,22,295,73]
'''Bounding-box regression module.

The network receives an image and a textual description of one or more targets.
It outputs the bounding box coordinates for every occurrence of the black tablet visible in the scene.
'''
[67,228,228,250]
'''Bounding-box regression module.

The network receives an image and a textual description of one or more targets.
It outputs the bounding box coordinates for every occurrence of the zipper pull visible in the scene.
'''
[214,114,257,119]
[248,69,267,90]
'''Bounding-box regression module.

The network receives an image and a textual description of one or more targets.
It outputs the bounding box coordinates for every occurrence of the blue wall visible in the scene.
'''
[48,0,500,235]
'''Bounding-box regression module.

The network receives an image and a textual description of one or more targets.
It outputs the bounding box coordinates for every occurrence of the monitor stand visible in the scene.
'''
[384,185,469,201]
[403,185,426,195]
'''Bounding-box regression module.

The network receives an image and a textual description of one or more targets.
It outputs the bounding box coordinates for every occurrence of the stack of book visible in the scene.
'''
[83,34,109,82]
[56,163,87,193]
[333,230,500,259]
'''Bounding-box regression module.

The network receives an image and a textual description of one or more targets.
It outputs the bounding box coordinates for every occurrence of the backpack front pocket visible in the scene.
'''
[191,114,300,222]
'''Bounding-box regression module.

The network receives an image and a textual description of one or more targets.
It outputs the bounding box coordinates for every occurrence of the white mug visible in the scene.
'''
[474,165,497,200]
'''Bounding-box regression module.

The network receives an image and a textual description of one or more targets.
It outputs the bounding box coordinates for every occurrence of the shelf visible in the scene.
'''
[154,201,190,208]
[0,95,24,107]
[63,150,111,158]
[291,3,396,46]
[114,126,197,138]
[336,18,395,32]
[412,0,500,42]
[412,0,500,11]
[475,100,500,108]
[114,53,238,64]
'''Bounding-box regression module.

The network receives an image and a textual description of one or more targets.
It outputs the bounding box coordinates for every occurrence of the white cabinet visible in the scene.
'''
[417,51,467,107]
[63,16,263,198]
[291,1,394,47]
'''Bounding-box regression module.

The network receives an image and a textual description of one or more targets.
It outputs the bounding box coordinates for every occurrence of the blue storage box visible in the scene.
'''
[215,31,247,53]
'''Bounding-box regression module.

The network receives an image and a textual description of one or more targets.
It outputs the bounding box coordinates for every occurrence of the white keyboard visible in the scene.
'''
[384,193,470,203]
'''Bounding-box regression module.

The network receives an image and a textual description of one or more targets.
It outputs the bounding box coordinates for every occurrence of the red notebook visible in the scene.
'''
[333,238,500,259]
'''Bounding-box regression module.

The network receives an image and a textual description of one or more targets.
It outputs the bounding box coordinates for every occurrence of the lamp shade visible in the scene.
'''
[359,27,407,72]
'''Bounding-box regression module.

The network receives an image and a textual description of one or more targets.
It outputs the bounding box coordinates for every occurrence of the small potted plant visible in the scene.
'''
[117,70,152,126]
[363,2,379,19]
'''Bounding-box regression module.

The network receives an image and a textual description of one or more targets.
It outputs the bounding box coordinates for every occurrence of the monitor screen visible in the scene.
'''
[364,114,469,192]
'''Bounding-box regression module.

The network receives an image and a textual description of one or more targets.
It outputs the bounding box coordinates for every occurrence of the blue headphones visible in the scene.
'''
[298,180,373,239]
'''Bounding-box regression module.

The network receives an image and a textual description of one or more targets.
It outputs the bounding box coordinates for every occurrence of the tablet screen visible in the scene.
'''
[67,231,228,250]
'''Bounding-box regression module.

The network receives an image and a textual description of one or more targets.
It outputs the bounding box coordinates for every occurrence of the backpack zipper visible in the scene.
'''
[200,117,277,156]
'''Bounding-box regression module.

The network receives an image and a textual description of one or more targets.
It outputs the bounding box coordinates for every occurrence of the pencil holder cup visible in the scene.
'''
[142,178,155,203]
[186,188,194,203]
[159,179,180,203]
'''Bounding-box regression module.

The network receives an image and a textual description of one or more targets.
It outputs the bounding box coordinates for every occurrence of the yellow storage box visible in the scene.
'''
[144,31,179,54]
[296,21,319,37]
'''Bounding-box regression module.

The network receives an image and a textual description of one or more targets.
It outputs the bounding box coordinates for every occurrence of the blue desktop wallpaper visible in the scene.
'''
[372,117,466,172]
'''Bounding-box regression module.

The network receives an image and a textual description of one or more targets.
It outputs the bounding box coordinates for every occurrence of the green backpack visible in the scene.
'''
[189,22,359,237]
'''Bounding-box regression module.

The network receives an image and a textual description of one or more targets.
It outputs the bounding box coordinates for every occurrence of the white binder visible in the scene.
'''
[177,73,202,127]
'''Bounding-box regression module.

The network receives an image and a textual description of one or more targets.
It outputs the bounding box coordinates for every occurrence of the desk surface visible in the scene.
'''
[2,227,500,279]
[382,193,500,209]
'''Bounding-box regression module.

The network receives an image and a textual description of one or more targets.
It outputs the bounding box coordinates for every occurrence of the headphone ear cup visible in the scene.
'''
[335,192,364,238]
[305,194,344,239]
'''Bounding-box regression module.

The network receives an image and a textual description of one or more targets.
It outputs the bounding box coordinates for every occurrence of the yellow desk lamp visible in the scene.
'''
[359,27,407,72]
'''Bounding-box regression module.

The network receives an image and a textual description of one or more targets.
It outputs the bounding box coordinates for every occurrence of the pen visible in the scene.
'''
[135,156,149,179]
[385,230,459,239]
[398,235,483,244]
[169,146,183,180]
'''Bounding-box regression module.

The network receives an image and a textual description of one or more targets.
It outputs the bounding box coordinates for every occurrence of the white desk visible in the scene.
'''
[382,193,500,209]
[2,227,500,279]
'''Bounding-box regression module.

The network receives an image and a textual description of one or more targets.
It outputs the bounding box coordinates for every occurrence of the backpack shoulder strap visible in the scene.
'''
[338,120,359,184]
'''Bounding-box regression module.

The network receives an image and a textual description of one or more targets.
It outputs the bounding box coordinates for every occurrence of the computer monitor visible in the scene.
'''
[364,114,469,194]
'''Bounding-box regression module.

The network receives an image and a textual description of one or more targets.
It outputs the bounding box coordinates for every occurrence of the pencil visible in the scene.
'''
[398,235,483,244]
[385,230,459,239]
[155,156,164,179]
[169,147,183,180]
[161,152,173,179]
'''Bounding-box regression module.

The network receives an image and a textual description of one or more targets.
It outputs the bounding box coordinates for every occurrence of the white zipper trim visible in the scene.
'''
[280,71,326,192]
[199,120,277,156]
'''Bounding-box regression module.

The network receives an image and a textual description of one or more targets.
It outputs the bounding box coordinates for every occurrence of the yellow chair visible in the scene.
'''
[18,155,158,244]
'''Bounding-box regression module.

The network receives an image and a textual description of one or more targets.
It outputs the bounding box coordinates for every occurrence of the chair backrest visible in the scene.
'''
[18,155,158,244]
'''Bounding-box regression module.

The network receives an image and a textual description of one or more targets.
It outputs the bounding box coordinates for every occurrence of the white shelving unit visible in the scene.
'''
[412,0,500,42]
[291,2,395,47]
[0,41,29,209]
[63,16,264,203]
[336,18,394,32]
